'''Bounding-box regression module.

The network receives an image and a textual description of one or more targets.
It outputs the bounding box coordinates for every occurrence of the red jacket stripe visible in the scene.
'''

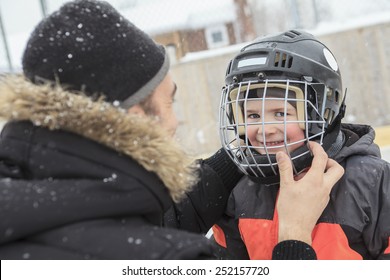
[384,237,390,254]
[213,224,227,248]
[311,223,362,259]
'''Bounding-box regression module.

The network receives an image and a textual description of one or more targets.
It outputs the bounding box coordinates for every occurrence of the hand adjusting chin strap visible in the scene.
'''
[245,144,313,185]
[244,121,344,186]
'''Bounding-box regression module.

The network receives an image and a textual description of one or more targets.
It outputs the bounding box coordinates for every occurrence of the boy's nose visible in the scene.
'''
[257,123,279,136]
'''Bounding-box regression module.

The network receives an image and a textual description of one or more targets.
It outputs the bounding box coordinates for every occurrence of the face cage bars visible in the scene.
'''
[219,79,327,178]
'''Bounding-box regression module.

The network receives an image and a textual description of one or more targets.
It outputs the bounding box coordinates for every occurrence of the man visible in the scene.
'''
[0,0,343,259]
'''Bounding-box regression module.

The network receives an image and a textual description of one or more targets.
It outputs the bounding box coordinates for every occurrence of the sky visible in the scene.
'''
[1,0,390,71]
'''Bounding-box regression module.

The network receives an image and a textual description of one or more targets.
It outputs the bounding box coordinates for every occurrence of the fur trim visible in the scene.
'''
[0,75,198,202]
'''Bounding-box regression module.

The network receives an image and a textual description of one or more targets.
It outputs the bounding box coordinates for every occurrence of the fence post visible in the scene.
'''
[0,6,13,72]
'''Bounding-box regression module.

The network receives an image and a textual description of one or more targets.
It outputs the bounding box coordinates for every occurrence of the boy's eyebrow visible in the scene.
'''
[245,108,260,113]
[244,104,296,111]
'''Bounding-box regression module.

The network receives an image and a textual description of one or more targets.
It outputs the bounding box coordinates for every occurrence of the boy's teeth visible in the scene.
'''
[267,141,282,145]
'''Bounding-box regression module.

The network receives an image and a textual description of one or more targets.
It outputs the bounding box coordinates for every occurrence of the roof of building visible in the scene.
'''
[121,0,236,35]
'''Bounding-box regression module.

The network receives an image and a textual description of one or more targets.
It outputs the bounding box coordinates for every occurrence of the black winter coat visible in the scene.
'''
[214,124,390,259]
[0,76,237,259]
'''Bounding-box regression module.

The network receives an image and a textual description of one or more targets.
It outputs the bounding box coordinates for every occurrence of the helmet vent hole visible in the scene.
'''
[281,53,287,67]
[288,56,293,68]
[284,30,301,38]
[274,52,293,68]
[335,90,340,103]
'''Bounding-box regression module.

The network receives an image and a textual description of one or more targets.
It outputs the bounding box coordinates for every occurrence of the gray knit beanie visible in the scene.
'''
[22,0,169,108]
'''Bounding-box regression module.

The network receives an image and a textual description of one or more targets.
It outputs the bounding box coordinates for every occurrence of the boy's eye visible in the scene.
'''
[275,112,286,117]
[248,113,260,119]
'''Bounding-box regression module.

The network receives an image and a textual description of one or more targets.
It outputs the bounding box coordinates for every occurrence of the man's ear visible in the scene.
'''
[127,104,146,116]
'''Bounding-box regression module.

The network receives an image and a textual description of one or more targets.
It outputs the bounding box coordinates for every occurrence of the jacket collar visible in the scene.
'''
[0,75,198,202]
[336,124,381,162]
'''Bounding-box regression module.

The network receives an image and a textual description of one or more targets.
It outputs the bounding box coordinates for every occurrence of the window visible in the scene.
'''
[205,24,229,49]
[212,31,223,43]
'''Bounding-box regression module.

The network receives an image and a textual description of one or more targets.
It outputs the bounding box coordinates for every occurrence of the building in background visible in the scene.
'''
[122,0,256,62]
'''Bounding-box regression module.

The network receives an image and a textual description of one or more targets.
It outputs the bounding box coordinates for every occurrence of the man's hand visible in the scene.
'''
[276,141,344,244]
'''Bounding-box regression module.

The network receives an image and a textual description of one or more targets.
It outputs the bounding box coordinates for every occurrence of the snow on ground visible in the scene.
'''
[381,146,390,163]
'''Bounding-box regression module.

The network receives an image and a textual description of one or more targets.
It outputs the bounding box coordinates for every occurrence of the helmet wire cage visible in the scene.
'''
[219,79,327,182]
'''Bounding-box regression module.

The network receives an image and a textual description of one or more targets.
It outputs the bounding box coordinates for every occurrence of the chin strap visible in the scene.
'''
[326,130,345,158]
[244,143,313,186]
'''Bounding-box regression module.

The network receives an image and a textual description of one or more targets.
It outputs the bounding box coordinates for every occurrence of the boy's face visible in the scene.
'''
[244,98,305,154]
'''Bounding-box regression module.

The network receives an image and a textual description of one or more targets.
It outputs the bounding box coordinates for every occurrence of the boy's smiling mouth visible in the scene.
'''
[258,139,287,148]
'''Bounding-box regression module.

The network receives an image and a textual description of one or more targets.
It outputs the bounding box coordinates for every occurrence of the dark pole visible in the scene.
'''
[40,0,48,17]
[290,0,301,28]
[0,6,13,72]
[312,0,320,26]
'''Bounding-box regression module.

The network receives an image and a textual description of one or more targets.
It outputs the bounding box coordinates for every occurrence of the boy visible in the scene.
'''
[214,30,390,259]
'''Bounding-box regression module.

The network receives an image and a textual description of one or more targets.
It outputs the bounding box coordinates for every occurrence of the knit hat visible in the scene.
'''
[22,0,169,108]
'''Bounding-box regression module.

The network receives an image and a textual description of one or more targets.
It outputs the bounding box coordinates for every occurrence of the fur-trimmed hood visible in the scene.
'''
[0,75,197,202]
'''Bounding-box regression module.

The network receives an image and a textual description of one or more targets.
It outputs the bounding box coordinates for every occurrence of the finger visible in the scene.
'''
[307,141,328,174]
[276,151,294,186]
[324,159,345,188]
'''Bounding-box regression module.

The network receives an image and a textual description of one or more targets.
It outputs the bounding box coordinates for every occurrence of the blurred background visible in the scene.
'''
[1,0,390,160]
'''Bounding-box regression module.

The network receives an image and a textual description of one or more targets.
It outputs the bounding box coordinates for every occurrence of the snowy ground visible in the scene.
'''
[381,146,390,163]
